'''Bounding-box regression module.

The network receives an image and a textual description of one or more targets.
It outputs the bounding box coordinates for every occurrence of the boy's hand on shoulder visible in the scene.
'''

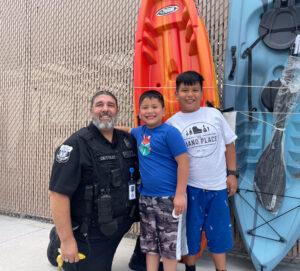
[173,194,186,216]
[227,175,237,197]
[115,126,132,133]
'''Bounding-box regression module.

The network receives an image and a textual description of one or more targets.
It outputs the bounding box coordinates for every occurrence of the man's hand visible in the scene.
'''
[60,237,79,263]
[173,194,186,216]
[57,247,86,270]
[227,175,237,197]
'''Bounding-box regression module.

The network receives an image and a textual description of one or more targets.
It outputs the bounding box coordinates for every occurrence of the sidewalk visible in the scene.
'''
[0,214,298,271]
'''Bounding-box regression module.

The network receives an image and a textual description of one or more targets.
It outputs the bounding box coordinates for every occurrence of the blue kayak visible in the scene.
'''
[223,0,300,270]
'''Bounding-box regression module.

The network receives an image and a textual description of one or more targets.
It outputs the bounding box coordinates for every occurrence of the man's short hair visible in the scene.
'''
[176,71,204,91]
[139,90,165,108]
[90,91,118,108]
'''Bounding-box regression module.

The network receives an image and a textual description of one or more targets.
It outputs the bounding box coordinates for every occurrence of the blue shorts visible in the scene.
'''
[186,186,233,254]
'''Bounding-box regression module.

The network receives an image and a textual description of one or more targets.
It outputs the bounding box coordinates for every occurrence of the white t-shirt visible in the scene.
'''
[166,107,237,190]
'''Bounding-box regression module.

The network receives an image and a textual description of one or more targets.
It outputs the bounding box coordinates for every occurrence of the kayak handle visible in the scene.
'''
[228,46,237,81]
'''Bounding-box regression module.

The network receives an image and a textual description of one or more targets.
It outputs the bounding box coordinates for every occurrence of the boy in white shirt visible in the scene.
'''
[166,71,238,271]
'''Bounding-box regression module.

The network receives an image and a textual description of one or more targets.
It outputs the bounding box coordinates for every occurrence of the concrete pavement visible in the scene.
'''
[0,214,298,271]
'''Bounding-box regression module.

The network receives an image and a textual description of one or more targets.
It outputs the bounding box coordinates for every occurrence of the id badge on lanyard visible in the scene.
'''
[129,182,136,200]
[128,167,136,200]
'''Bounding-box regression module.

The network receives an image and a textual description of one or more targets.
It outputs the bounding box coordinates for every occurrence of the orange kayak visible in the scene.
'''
[133,0,219,259]
[134,0,219,127]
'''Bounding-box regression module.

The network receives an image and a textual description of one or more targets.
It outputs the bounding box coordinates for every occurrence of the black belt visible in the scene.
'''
[90,214,128,228]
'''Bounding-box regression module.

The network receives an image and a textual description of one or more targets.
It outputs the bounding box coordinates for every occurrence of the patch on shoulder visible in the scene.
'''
[56,144,73,163]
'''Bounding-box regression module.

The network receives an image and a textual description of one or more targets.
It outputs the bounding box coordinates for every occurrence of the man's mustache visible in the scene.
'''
[99,112,112,118]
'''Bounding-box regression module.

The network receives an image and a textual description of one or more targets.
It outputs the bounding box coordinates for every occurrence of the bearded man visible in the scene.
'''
[48,91,139,271]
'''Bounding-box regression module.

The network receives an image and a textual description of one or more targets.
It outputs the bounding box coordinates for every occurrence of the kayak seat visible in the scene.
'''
[258,0,300,50]
[261,79,281,112]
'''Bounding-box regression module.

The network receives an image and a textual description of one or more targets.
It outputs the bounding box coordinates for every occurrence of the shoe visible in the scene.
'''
[185,264,196,271]
[128,252,146,271]
[47,226,61,266]
[128,253,164,271]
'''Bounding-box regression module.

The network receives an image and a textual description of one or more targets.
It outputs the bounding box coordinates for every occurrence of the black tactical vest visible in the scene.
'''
[75,126,139,235]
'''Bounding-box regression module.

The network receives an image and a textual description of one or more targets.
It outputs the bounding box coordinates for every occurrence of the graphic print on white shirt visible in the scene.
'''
[182,122,218,158]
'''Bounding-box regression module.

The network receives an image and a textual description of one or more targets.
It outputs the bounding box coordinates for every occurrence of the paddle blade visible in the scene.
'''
[254,137,286,214]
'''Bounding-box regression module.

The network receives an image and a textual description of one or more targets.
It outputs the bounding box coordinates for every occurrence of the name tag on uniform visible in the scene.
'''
[98,155,117,161]
[122,150,136,158]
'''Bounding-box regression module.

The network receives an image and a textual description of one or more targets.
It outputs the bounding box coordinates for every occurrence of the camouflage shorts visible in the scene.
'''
[139,194,183,260]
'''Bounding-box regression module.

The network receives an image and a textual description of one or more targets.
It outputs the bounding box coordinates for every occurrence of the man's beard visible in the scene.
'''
[92,112,118,130]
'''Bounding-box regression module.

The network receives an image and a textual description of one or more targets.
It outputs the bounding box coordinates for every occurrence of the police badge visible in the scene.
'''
[56,145,73,163]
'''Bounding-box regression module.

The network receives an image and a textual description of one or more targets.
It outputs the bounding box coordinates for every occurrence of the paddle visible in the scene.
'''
[254,35,300,214]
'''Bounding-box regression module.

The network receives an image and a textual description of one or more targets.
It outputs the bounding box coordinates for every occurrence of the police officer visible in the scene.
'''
[49,91,139,271]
